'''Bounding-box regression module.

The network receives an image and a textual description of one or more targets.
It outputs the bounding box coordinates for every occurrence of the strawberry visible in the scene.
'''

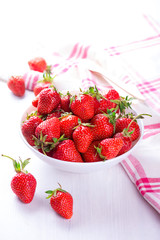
[60,114,80,138]
[60,92,71,112]
[37,88,61,115]
[32,94,39,108]
[96,138,123,160]
[82,141,102,162]
[105,89,120,101]
[33,67,55,96]
[113,132,132,155]
[52,139,83,162]
[7,76,25,97]
[70,94,95,121]
[35,117,60,142]
[94,98,114,114]
[28,57,47,72]
[21,115,43,146]
[115,117,140,141]
[45,184,73,219]
[34,82,52,96]
[2,155,36,203]
[72,122,94,153]
[91,113,114,140]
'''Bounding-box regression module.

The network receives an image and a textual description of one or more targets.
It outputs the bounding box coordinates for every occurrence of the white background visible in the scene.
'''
[0,1,160,240]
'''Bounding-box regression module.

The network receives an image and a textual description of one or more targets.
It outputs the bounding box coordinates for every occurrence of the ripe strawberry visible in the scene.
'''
[82,141,102,162]
[34,82,52,96]
[52,139,83,162]
[60,114,80,138]
[35,117,60,142]
[46,110,62,119]
[37,88,61,115]
[113,132,132,155]
[2,155,36,203]
[21,115,43,146]
[7,76,25,97]
[28,57,47,72]
[45,184,73,219]
[60,92,71,112]
[72,123,94,153]
[94,98,115,114]
[115,118,140,142]
[70,94,95,121]
[33,67,55,96]
[105,89,120,101]
[91,113,114,140]
[97,138,123,160]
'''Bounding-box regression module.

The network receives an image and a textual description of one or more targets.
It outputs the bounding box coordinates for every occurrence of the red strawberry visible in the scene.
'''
[70,94,95,121]
[35,117,60,142]
[105,89,120,101]
[33,68,55,96]
[7,76,25,97]
[34,117,61,154]
[28,57,47,72]
[60,115,80,138]
[34,82,52,96]
[32,94,39,108]
[72,123,94,153]
[82,141,102,162]
[46,110,62,119]
[113,132,132,155]
[52,139,83,162]
[21,116,43,146]
[91,114,114,140]
[61,92,71,112]
[45,184,73,219]
[97,138,123,160]
[115,118,140,142]
[94,98,115,114]
[2,155,36,203]
[37,88,61,115]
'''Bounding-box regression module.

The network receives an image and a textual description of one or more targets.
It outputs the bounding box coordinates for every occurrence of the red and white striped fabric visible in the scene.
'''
[23,14,160,213]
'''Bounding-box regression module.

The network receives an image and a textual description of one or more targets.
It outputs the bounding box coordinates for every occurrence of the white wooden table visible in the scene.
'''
[0,1,160,239]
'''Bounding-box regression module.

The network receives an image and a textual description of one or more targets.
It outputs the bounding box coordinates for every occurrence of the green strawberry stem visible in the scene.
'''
[45,183,67,199]
[33,133,68,155]
[1,154,30,173]
[125,113,152,132]
[73,118,95,130]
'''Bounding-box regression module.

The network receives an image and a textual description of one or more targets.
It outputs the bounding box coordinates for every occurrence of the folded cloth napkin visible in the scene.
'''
[9,14,160,213]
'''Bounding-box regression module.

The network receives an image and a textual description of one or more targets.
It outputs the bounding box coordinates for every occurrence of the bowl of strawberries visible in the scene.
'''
[20,85,145,173]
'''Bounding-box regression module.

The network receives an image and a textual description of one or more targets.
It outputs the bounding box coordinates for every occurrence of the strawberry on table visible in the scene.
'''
[21,115,43,146]
[1,155,36,203]
[52,139,83,162]
[28,57,47,73]
[7,76,25,97]
[45,184,73,219]
[96,138,123,160]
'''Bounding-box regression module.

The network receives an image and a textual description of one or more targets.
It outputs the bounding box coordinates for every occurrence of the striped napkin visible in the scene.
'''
[17,14,160,213]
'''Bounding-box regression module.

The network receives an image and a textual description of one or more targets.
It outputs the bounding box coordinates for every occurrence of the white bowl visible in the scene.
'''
[20,105,144,173]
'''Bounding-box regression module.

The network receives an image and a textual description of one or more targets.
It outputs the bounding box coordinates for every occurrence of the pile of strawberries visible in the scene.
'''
[21,74,143,163]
